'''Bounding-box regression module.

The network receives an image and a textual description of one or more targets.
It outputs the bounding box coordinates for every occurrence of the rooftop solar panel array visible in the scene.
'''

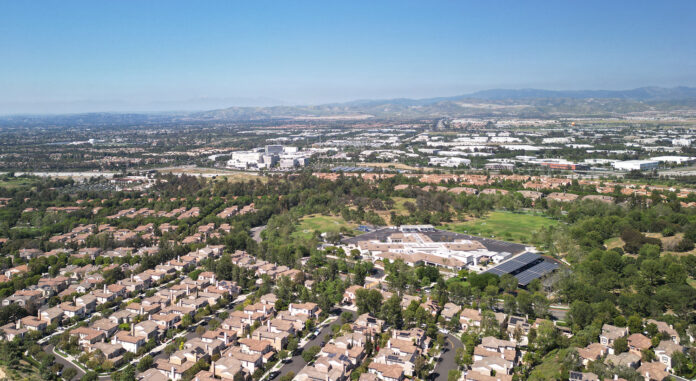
[484,252,559,286]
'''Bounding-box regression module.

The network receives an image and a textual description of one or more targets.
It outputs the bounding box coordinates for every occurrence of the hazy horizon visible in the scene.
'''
[1,0,695,114]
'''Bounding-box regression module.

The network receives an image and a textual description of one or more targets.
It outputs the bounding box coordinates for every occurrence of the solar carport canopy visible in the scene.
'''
[485,252,558,286]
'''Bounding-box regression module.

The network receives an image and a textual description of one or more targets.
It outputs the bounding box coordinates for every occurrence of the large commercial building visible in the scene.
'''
[612,160,659,171]
[227,145,309,170]
[342,225,528,271]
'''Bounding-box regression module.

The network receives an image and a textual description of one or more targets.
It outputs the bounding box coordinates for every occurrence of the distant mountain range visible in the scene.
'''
[193,86,696,121]
[2,86,696,126]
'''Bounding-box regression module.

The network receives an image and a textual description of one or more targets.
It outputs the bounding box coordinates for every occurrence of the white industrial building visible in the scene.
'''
[428,157,471,168]
[227,145,307,170]
[650,156,695,165]
[612,160,659,171]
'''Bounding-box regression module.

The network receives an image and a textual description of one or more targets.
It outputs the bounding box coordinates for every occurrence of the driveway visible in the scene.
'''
[431,333,463,381]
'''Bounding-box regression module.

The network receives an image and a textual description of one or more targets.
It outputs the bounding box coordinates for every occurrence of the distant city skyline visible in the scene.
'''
[0,0,694,114]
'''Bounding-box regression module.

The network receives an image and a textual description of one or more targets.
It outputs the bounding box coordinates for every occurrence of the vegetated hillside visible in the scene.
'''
[195,86,696,120]
[2,87,696,125]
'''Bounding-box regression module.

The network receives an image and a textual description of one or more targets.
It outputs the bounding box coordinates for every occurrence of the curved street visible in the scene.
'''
[431,333,464,381]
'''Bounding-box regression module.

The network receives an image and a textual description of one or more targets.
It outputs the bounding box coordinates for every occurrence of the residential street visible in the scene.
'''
[275,318,337,378]
[431,333,464,381]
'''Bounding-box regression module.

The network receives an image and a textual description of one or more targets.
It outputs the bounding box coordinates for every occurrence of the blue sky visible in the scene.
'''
[0,1,694,114]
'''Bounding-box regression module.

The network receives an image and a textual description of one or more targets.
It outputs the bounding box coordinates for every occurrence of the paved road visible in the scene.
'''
[45,344,85,380]
[431,333,464,381]
[276,320,336,378]
[251,225,267,243]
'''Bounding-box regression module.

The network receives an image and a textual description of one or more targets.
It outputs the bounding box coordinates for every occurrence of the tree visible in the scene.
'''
[569,301,593,329]
[341,311,354,323]
[63,367,78,380]
[447,369,461,381]
[385,259,415,292]
[380,294,403,329]
[613,336,628,354]
[181,314,193,328]
[533,321,559,355]
[627,315,643,334]
[80,372,98,381]
[503,294,516,315]
[302,345,320,363]
[532,292,550,318]
[355,289,383,316]
[137,355,154,372]
[499,274,518,294]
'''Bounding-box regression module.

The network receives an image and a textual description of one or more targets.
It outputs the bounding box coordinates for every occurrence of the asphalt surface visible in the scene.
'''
[251,225,267,243]
[45,344,85,380]
[431,333,464,381]
[276,320,337,378]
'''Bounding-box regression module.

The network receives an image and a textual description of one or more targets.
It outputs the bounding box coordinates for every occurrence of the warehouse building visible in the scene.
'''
[612,160,659,171]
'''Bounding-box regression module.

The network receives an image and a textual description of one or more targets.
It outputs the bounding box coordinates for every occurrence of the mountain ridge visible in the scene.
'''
[2,87,696,124]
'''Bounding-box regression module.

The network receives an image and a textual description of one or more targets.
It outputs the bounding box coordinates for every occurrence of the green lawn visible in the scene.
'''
[292,214,358,240]
[0,176,37,189]
[442,211,559,244]
[391,197,416,214]
[528,348,570,380]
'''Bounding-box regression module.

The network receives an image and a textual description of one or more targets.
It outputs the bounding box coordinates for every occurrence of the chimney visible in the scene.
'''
[267,319,271,330]
[16,319,21,329]
[224,331,228,344]
[103,284,107,293]
[140,306,144,315]
[186,284,190,295]
[171,366,175,380]
[131,324,135,336]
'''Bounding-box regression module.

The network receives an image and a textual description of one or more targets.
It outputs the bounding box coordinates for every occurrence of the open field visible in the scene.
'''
[292,214,359,240]
[0,176,39,189]
[604,237,625,250]
[606,233,696,256]
[156,166,267,182]
[442,211,559,244]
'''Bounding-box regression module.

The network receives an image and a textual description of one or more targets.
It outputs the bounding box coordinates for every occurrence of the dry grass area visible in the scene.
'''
[156,166,267,183]
[645,232,683,249]
[604,237,625,250]
[606,233,696,257]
